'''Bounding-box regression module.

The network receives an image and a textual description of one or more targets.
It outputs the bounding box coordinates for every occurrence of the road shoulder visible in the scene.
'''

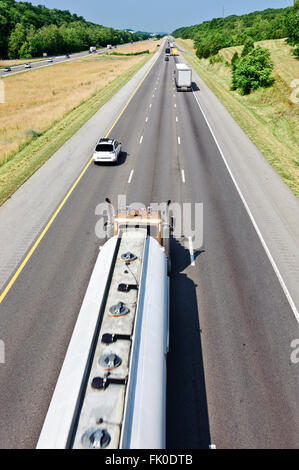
[0,49,162,294]
[180,52,299,320]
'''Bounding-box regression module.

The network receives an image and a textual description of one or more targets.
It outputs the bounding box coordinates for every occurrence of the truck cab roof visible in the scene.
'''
[114,209,163,245]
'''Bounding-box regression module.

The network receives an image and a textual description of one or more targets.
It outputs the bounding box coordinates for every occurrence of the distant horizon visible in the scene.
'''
[17,0,294,33]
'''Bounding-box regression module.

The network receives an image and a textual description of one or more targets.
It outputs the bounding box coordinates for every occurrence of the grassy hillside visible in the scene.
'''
[177,38,299,197]
[173,7,290,57]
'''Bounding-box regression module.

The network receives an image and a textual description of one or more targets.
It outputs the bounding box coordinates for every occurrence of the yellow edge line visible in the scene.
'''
[0,51,161,304]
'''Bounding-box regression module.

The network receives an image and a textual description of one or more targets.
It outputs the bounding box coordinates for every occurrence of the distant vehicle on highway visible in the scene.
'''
[174,63,192,91]
[65,54,70,58]
[89,46,97,53]
[93,138,122,164]
[106,44,113,49]
[48,58,53,63]
[165,56,169,61]
[24,63,32,69]
[165,48,170,56]
[3,66,11,72]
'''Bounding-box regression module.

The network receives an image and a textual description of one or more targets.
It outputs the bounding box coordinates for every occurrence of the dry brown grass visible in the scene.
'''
[0,52,153,205]
[115,39,161,54]
[177,39,195,54]
[0,43,159,163]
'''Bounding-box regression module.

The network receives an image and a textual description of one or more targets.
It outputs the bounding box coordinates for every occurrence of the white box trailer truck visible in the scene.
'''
[174,63,192,91]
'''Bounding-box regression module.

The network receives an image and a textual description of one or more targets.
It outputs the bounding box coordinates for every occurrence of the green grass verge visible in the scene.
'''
[176,38,299,197]
[107,50,150,56]
[0,54,151,206]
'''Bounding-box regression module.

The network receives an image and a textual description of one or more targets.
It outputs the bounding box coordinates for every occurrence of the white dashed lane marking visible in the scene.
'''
[128,170,134,184]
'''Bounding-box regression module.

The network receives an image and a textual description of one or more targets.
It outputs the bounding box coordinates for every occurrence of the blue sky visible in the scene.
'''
[24,0,294,32]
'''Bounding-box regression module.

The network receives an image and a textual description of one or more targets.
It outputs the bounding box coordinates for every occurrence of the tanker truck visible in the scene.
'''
[174,63,192,91]
[37,201,172,449]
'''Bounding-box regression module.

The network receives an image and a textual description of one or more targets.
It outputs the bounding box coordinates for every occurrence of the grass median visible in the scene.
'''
[177,38,299,197]
[0,41,159,206]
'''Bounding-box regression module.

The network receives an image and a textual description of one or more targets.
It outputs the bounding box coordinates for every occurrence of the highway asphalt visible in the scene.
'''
[0,51,90,77]
[0,41,146,77]
[0,45,298,448]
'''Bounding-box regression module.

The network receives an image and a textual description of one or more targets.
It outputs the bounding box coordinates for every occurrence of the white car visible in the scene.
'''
[93,138,122,164]
[24,63,32,69]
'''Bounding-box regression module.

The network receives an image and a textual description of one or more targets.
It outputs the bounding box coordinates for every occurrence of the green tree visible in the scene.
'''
[19,41,31,58]
[230,51,240,89]
[0,0,150,58]
[8,22,26,58]
[231,51,239,69]
[232,46,274,95]
[0,2,10,58]
[241,36,254,56]
[285,0,299,45]
[173,6,289,58]
[209,32,225,56]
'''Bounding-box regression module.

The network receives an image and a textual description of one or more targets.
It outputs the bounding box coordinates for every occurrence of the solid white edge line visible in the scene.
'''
[188,236,195,267]
[128,170,134,184]
[192,90,299,324]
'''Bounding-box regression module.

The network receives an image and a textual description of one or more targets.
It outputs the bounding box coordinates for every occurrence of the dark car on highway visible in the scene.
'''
[4,66,11,72]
